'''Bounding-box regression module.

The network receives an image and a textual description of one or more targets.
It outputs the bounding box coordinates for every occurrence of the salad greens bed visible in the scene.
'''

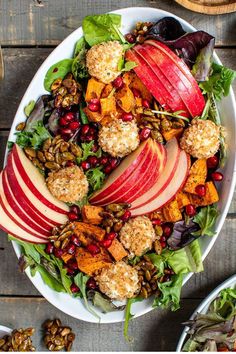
[183,286,236,351]
[7,12,236,340]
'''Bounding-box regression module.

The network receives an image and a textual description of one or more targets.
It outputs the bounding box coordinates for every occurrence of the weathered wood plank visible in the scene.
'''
[0,47,235,131]
[0,297,201,351]
[0,0,236,46]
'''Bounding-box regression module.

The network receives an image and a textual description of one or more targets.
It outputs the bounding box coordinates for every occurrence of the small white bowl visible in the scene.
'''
[0,325,12,337]
[176,274,236,352]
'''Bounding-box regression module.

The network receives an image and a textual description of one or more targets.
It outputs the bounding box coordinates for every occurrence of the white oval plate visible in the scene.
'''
[0,325,12,337]
[6,7,236,323]
[176,274,236,352]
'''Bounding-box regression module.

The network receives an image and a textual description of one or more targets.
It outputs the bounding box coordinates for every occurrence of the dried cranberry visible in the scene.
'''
[69,205,80,215]
[207,155,219,169]
[211,171,223,181]
[106,232,117,241]
[59,117,68,127]
[142,99,150,108]
[185,204,196,217]
[100,239,112,248]
[71,235,81,247]
[162,224,172,237]
[64,112,75,122]
[152,219,162,226]
[121,113,133,122]
[87,156,98,167]
[125,33,136,44]
[81,124,90,135]
[195,184,206,197]
[139,127,151,141]
[99,156,109,165]
[81,161,91,170]
[113,76,124,89]
[68,212,79,221]
[67,243,76,255]
[53,248,64,258]
[86,277,97,290]
[70,283,80,293]
[132,88,141,98]
[87,243,101,256]
[90,98,100,105]
[88,103,99,112]
[121,210,131,222]
[68,121,80,131]
[103,165,112,174]
[45,243,54,254]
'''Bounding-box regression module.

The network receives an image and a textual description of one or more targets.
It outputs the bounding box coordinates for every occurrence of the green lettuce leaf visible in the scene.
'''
[72,38,89,81]
[193,205,219,237]
[124,296,143,341]
[85,166,105,192]
[210,288,236,320]
[77,140,102,164]
[24,100,36,117]
[15,121,51,150]
[44,59,74,92]
[154,274,183,311]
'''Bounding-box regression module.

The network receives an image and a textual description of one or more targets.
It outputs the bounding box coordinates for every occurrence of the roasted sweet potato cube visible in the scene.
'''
[83,107,103,123]
[188,182,219,207]
[71,222,105,242]
[82,205,103,225]
[85,77,105,102]
[76,247,112,276]
[115,85,136,112]
[107,239,128,261]
[135,97,143,107]
[100,96,116,117]
[129,72,153,101]
[162,128,183,141]
[175,191,190,209]
[61,253,73,263]
[184,159,207,194]
[162,200,182,222]
[101,84,113,98]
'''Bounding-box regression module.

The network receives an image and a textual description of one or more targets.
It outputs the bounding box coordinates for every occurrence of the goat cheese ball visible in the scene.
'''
[96,261,140,300]
[98,119,140,158]
[46,165,88,203]
[119,216,156,257]
[86,41,123,84]
[180,118,220,159]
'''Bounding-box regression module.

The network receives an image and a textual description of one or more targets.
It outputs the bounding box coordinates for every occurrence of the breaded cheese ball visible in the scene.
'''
[96,261,140,300]
[46,165,88,203]
[119,216,156,257]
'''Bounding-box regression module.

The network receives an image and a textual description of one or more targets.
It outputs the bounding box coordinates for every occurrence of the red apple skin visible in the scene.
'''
[12,144,68,214]
[134,44,199,117]
[125,49,172,110]
[131,150,189,216]
[91,140,156,205]
[90,139,151,203]
[2,170,51,235]
[6,154,65,227]
[130,138,180,210]
[145,40,205,116]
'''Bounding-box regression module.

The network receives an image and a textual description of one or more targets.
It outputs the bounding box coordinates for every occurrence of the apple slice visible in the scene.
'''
[6,153,69,225]
[125,49,189,115]
[90,139,151,203]
[145,40,205,116]
[2,170,51,235]
[130,138,180,210]
[12,144,68,214]
[131,150,190,216]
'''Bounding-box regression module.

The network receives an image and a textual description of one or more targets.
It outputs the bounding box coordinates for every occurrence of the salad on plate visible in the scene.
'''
[1,12,236,337]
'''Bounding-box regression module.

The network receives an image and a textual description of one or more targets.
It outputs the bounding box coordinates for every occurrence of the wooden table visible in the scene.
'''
[0,0,236,351]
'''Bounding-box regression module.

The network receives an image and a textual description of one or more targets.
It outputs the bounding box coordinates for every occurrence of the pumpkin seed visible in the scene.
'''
[45,162,60,170]
[42,138,52,151]
[24,147,36,158]
[16,122,26,131]
[61,152,75,161]
[45,151,55,161]
[37,150,46,163]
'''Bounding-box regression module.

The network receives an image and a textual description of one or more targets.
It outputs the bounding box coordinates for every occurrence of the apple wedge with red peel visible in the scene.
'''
[2,170,51,235]
[6,153,68,225]
[90,139,151,204]
[131,149,189,216]
[12,144,68,214]
[134,44,199,117]
[145,40,205,116]
[130,138,180,210]
[0,171,49,239]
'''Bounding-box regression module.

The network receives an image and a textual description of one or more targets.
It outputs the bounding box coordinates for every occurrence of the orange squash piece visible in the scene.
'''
[71,222,105,242]
[175,191,190,209]
[76,247,112,276]
[85,77,105,102]
[83,107,103,123]
[162,200,182,222]
[115,84,136,113]
[184,159,207,194]
[188,181,219,207]
[81,205,103,225]
[107,239,128,261]
[100,96,117,117]
[162,128,183,141]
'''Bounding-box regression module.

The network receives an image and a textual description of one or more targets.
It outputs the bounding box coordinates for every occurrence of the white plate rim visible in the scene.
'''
[0,325,12,337]
[4,6,236,323]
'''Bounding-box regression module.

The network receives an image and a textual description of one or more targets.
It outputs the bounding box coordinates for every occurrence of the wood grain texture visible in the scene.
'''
[1,0,236,46]
[0,297,201,351]
[175,0,236,15]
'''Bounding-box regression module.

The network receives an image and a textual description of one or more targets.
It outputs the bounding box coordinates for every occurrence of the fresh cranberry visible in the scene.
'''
[64,112,75,122]
[121,113,133,122]
[81,124,90,135]
[103,165,112,174]
[162,224,172,237]
[121,210,131,222]
[66,161,75,167]
[207,155,219,169]
[85,134,94,142]
[195,184,206,197]
[87,243,101,256]
[67,259,78,270]
[152,219,162,226]
[69,205,80,215]
[71,234,81,247]
[68,212,79,221]
[142,99,150,108]
[125,33,136,44]
[59,117,68,127]
[100,239,112,248]
[161,241,167,249]
[86,277,97,290]
[88,103,99,112]
[45,243,54,254]
[185,204,196,217]
[211,171,224,182]
[109,158,119,169]
[66,268,75,276]
[66,243,76,255]
[113,76,124,89]
[90,98,100,105]
[70,283,80,293]
[60,127,72,136]
[100,156,109,165]
[106,232,117,241]
[68,121,80,131]
[160,236,166,242]
[139,127,151,141]
[53,248,64,258]
[132,88,141,98]
[88,127,97,136]
[87,156,98,167]
[81,161,91,170]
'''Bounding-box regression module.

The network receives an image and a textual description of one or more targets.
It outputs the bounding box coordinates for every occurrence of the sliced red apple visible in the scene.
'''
[6,153,69,225]
[130,138,180,210]
[131,149,189,216]
[90,139,151,203]
[145,40,205,116]
[2,170,51,235]
[12,144,68,214]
